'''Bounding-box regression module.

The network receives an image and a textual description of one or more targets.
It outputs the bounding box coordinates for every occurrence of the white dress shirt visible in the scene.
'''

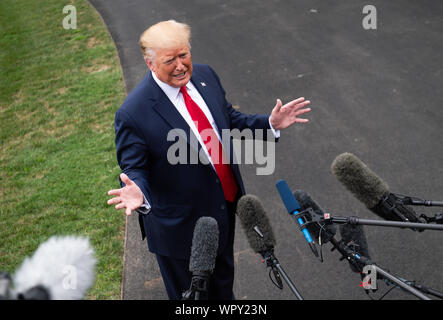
[152,71,223,162]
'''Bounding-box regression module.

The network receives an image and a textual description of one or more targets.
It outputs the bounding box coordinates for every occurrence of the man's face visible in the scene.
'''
[146,45,193,88]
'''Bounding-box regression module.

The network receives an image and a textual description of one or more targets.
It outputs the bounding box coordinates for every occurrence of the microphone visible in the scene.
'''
[236,194,276,255]
[276,180,319,257]
[289,185,436,299]
[236,194,304,299]
[10,236,96,300]
[292,190,370,270]
[338,223,436,299]
[339,224,371,273]
[331,153,426,226]
[290,191,373,275]
[183,216,219,300]
[293,190,337,245]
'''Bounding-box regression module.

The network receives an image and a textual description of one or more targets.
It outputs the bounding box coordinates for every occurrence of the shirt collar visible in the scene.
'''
[151,71,194,101]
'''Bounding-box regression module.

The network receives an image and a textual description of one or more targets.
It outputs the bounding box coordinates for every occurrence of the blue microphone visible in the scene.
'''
[276,180,319,257]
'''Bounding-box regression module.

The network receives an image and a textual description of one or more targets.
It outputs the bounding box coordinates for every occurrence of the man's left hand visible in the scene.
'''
[270,97,311,130]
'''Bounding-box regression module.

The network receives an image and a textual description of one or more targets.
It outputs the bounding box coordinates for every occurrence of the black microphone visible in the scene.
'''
[183,216,219,300]
[237,194,303,299]
[293,190,337,245]
[292,191,372,274]
[331,153,426,226]
[339,224,371,273]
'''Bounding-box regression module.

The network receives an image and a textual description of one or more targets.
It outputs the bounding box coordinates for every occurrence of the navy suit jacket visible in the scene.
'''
[115,64,272,259]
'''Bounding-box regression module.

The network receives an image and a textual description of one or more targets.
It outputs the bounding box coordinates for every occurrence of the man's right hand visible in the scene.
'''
[107,173,143,216]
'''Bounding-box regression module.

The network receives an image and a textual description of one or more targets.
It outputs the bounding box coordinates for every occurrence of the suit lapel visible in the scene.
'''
[149,68,231,166]
[149,72,202,157]
[190,72,229,136]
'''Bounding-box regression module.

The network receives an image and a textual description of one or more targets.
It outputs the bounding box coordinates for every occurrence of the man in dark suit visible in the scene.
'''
[107,20,311,299]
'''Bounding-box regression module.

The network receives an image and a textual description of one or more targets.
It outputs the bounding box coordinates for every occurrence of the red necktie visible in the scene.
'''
[180,86,238,202]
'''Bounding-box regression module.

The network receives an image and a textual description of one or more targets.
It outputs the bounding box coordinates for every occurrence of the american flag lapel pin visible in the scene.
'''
[200,82,206,87]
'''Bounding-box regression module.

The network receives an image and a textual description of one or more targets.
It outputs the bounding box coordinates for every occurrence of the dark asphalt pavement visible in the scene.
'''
[89,0,443,300]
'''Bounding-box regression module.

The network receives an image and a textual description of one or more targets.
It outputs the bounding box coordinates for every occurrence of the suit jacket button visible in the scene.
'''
[221,205,225,210]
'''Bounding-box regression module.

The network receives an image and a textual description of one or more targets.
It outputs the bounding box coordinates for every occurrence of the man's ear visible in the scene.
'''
[145,58,153,70]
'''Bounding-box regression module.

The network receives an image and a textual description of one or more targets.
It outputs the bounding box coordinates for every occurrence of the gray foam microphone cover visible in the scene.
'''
[189,217,219,273]
[236,195,276,254]
[331,152,389,209]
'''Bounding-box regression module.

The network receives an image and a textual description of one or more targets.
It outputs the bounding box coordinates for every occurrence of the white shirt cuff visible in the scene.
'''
[269,117,280,139]
[137,194,151,214]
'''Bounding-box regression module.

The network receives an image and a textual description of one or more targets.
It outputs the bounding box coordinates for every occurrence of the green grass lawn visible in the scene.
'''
[0,0,126,299]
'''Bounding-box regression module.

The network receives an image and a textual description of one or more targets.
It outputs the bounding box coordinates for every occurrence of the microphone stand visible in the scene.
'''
[253,228,304,300]
[182,272,210,300]
[397,194,443,208]
[396,277,443,299]
[328,237,432,300]
[260,250,304,300]
[298,208,442,299]
[396,194,443,225]
[320,213,443,231]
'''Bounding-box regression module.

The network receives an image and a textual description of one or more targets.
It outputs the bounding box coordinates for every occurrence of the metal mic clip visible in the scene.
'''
[293,208,321,258]
[261,251,283,290]
[253,226,264,238]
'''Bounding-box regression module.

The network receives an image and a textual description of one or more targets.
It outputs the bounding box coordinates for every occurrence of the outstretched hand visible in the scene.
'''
[107,173,143,216]
[269,97,311,130]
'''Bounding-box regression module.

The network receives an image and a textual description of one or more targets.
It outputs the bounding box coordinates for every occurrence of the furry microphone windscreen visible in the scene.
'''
[12,236,96,300]
[331,152,389,209]
[236,194,276,254]
[339,224,371,273]
[189,217,219,274]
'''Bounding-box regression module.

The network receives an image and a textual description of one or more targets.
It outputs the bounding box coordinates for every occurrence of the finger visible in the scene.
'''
[283,97,305,108]
[108,189,122,196]
[294,100,311,109]
[294,107,311,116]
[107,197,122,205]
[295,118,309,123]
[125,207,132,216]
[273,99,283,112]
[120,173,132,186]
[288,100,310,111]
[115,203,126,210]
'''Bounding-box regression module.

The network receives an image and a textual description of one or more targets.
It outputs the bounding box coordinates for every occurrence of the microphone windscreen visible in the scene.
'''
[331,152,389,209]
[276,180,301,214]
[293,190,337,244]
[189,217,219,273]
[331,153,421,223]
[12,236,96,300]
[236,195,276,254]
[339,224,370,273]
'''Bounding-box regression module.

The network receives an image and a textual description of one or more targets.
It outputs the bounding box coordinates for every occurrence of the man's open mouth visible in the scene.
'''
[173,71,186,78]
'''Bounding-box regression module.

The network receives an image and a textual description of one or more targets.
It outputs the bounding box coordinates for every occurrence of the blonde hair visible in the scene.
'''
[139,20,191,62]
